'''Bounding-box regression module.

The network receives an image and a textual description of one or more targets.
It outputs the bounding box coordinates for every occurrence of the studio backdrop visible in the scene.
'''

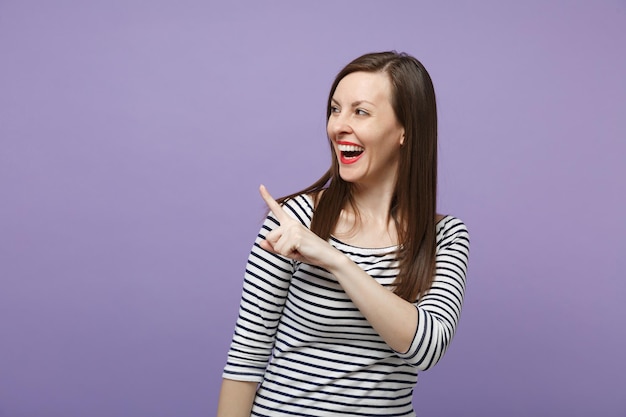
[1,1,624,416]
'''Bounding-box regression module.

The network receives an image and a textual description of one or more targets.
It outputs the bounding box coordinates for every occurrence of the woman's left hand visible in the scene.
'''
[259,185,339,268]
[260,186,423,354]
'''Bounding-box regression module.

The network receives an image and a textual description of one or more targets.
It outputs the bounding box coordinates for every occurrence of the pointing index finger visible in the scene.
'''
[259,184,289,223]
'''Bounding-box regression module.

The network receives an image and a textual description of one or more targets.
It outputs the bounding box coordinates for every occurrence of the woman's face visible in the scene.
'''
[327,71,404,188]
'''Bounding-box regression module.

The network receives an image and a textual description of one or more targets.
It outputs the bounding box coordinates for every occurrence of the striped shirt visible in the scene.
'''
[223,194,470,416]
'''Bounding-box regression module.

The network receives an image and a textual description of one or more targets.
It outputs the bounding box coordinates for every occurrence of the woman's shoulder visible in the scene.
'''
[435,214,470,245]
[282,192,315,207]
[280,193,315,226]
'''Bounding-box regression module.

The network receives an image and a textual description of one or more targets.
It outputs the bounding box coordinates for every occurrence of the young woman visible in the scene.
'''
[217,51,470,416]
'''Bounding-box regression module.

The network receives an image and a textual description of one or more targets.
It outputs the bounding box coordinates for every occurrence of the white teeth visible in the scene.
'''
[337,144,364,152]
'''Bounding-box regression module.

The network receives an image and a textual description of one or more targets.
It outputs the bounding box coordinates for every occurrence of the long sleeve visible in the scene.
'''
[222,213,294,381]
[396,217,470,370]
[222,196,313,382]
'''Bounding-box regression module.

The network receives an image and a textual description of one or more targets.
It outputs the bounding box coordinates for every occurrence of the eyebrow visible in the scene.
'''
[331,98,376,107]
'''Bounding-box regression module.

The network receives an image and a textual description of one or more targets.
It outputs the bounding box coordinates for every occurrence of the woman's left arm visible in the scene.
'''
[395,221,469,369]
[259,185,469,361]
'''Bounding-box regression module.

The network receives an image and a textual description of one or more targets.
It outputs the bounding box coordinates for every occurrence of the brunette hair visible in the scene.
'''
[279,51,438,302]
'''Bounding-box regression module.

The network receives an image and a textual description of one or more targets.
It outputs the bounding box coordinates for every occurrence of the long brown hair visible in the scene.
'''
[278,51,438,302]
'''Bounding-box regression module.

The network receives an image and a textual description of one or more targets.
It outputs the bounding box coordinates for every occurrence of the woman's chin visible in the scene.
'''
[338,169,360,184]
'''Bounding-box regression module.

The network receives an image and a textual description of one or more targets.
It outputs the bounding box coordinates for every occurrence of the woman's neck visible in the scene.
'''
[329,181,399,249]
[350,182,395,223]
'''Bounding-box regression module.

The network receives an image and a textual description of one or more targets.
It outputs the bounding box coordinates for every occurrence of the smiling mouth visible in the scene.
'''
[338,144,364,163]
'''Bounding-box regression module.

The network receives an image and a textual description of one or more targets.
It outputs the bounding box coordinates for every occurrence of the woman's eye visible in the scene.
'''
[330,105,340,113]
[356,108,369,116]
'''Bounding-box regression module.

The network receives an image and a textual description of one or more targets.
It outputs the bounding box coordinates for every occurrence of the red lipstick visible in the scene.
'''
[336,141,364,165]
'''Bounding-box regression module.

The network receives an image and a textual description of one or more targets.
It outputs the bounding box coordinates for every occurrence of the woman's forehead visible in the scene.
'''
[333,71,392,104]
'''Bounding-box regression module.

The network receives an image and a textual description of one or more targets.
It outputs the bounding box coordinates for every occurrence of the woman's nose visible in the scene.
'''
[328,113,352,137]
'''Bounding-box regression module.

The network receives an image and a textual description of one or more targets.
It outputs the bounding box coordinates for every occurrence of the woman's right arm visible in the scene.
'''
[219,196,313,415]
[216,379,258,417]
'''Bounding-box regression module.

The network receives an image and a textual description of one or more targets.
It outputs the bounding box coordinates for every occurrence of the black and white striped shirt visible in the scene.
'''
[223,194,470,416]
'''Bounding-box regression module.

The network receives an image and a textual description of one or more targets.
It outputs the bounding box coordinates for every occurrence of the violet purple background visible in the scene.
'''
[1,1,625,416]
